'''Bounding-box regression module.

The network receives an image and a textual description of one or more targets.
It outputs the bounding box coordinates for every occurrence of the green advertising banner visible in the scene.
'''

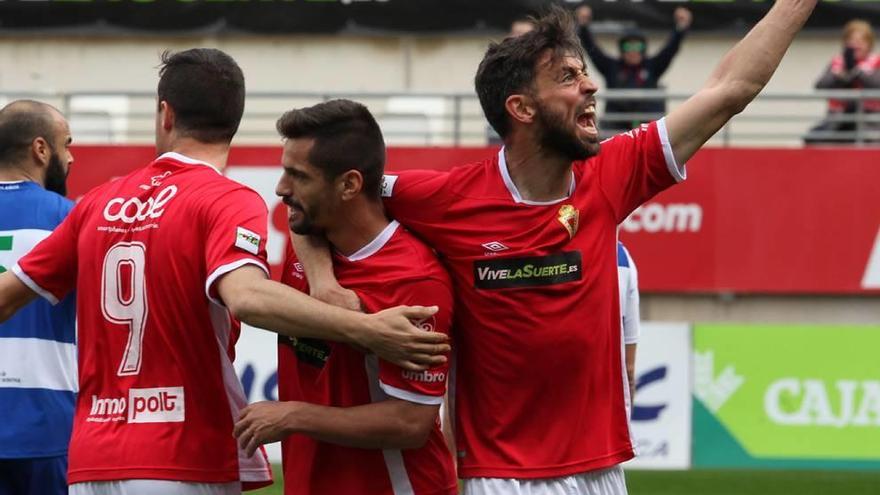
[693,324,880,470]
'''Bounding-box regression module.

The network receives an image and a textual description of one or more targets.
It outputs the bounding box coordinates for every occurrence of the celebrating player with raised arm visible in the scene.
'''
[294,2,818,494]
[0,49,447,495]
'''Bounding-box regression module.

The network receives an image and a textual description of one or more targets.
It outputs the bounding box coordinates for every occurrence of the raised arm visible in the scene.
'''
[665,0,817,164]
[0,271,38,323]
[575,5,617,80]
[216,265,448,371]
[648,8,692,78]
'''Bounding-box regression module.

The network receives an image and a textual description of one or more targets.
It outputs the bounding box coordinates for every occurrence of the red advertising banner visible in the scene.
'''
[66,145,880,295]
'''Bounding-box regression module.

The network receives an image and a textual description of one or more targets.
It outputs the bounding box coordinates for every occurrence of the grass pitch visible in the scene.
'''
[250,466,880,494]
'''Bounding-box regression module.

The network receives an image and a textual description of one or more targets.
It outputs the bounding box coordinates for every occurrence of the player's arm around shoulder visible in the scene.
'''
[234,276,454,455]
[664,0,818,164]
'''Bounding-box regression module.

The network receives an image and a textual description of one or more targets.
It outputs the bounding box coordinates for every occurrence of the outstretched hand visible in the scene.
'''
[674,7,693,31]
[358,305,449,371]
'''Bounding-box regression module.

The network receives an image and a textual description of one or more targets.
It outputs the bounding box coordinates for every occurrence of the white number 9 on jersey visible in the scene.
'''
[102,242,149,376]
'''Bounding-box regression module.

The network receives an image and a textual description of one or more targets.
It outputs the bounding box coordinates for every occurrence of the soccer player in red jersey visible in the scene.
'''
[294,3,818,494]
[0,50,448,495]
[233,100,457,495]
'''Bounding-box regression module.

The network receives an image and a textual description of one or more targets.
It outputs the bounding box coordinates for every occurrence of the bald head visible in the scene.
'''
[0,100,66,168]
[0,100,73,195]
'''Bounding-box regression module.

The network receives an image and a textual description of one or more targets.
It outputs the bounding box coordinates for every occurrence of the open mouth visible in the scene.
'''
[576,103,598,137]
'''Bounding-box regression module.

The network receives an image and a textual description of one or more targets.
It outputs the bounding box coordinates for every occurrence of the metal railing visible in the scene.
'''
[2,89,879,147]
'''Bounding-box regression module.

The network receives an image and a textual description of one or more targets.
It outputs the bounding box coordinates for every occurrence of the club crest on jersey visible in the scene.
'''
[413,315,437,332]
[557,204,579,238]
[235,227,261,255]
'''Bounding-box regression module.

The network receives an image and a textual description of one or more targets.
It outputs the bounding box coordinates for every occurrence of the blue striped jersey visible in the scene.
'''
[0,180,76,458]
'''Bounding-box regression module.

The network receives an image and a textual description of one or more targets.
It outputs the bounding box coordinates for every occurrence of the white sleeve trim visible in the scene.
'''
[205,258,270,307]
[11,263,59,305]
[379,381,444,406]
[657,118,687,183]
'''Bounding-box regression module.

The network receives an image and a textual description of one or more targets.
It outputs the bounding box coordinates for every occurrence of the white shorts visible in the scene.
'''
[463,465,627,495]
[70,480,241,495]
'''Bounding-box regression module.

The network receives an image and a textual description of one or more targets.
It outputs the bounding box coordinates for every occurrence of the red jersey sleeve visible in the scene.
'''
[377,278,453,405]
[595,118,686,223]
[381,170,453,228]
[204,186,270,305]
[12,202,81,304]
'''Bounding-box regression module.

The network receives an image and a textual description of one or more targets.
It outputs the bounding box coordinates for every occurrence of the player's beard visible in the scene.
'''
[288,203,324,237]
[535,102,599,161]
[44,150,68,197]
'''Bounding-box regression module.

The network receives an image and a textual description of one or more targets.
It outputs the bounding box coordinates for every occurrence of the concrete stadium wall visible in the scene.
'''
[0,32,840,93]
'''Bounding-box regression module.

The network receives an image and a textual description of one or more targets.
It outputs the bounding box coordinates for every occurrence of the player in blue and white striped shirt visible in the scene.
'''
[0,100,75,495]
[617,241,640,420]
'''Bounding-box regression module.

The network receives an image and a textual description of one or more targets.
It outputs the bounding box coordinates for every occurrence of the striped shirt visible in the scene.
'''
[0,180,76,458]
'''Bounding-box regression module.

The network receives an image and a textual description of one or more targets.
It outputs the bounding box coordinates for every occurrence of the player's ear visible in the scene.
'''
[30,136,51,167]
[159,101,175,131]
[505,93,536,126]
[338,170,363,201]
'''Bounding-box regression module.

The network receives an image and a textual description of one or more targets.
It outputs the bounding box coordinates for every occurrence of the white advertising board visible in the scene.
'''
[624,322,692,470]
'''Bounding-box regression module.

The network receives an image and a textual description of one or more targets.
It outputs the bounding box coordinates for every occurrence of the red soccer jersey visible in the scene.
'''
[381,120,685,479]
[278,221,457,495]
[13,152,273,488]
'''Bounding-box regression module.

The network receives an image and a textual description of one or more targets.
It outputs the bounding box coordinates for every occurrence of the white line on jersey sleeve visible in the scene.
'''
[379,381,444,406]
[11,263,59,305]
[657,118,687,183]
[205,258,270,307]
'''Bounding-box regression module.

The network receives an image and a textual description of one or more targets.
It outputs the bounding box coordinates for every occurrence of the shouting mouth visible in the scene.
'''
[576,102,598,138]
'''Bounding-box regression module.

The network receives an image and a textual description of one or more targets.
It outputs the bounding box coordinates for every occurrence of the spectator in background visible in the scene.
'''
[0,100,76,495]
[805,19,880,144]
[576,5,692,134]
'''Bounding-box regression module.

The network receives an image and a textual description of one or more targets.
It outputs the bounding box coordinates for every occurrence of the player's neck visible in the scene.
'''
[0,166,41,186]
[163,139,231,172]
[503,143,573,202]
[326,201,390,259]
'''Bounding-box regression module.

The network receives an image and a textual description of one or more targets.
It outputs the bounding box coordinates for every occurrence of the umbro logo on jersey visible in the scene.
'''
[481,241,509,253]
[103,185,178,224]
[402,369,447,383]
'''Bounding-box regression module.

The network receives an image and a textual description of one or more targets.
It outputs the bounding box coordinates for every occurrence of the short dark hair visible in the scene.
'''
[157,48,245,144]
[475,5,586,139]
[276,99,386,201]
[0,100,59,168]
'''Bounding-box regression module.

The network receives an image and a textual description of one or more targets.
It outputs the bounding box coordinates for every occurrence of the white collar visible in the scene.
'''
[344,221,400,262]
[0,180,27,185]
[497,147,575,206]
[157,152,222,175]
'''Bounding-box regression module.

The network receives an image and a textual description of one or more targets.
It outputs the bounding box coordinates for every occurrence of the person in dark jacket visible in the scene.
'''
[576,5,692,133]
